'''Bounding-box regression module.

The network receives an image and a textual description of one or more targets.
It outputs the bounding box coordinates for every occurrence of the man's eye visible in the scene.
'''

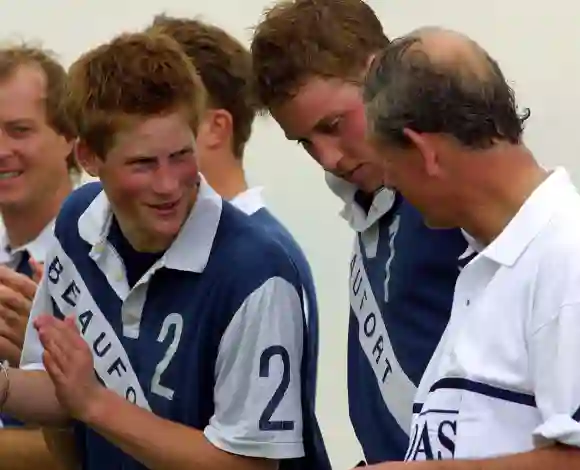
[320,117,341,134]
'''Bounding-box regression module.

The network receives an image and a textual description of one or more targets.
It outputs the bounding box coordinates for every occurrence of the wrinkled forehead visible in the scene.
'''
[270,77,363,140]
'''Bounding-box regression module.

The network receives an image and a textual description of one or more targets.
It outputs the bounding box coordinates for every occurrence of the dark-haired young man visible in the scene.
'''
[251,0,472,465]
[362,27,580,469]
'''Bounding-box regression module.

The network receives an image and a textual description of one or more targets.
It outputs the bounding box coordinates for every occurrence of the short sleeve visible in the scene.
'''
[19,253,55,371]
[203,276,305,459]
[531,303,580,447]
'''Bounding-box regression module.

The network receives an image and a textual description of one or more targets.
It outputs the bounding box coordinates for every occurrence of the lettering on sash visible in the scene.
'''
[349,239,416,433]
[46,242,150,410]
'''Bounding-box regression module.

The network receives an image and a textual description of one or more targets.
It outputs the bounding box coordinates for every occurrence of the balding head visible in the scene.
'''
[406,27,498,86]
[363,27,529,150]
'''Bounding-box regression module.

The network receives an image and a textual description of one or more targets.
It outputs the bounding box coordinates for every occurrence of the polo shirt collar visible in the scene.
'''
[325,172,395,232]
[230,187,266,215]
[0,219,55,266]
[478,167,573,266]
[78,176,222,273]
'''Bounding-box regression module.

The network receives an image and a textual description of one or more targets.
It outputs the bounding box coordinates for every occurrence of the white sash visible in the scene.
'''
[46,239,151,410]
[350,238,416,433]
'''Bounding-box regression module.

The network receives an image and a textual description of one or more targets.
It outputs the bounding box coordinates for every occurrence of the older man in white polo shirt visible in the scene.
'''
[361,27,580,470]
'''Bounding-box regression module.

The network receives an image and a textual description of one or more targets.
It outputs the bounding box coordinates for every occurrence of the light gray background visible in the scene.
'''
[3,0,579,465]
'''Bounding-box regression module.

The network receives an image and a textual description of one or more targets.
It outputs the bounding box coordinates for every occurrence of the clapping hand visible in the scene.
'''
[34,315,104,423]
[0,260,43,364]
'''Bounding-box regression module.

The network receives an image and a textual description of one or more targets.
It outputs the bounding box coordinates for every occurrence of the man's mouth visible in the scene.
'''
[148,200,180,214]
[0,171,23,180]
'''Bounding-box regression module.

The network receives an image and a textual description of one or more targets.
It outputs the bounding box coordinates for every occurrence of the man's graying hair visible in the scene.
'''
[363,35,530,149]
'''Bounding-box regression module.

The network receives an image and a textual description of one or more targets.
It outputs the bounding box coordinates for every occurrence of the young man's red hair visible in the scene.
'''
[67,32,206,159]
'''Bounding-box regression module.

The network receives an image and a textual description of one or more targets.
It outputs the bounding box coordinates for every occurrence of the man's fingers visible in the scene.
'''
[0,336,22,366]
[0,304,27,331]
[45,316,80,343]
[64,316,77,330]
[38,323,74,366]
[64,316,82,338]
[0,265,38,299]
[0,317,24,345]
[43,349,66,382]
[33,313,55,329]
[0,284,32,316]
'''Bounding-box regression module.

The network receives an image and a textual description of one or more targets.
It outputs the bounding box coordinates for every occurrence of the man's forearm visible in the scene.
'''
[83,388,276,470]
[0,428,66,470]
[3,369,68,426]
[369,445,580,470]
[43,427,82,470]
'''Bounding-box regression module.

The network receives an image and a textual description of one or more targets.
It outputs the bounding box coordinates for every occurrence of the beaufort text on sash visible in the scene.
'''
[350,239,416,433]
[46,239,151,410]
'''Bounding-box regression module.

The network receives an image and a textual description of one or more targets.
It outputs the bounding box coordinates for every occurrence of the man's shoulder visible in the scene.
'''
[54,181,104,231]
[532,196,580,262]
[218,203,287,255]
[533,209,580,301]
[250,207,297,247]
[250,208,313,270]
[212,205,301,291]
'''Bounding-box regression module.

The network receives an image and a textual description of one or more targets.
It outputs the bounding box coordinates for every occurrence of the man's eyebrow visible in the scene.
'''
[5,119,35,126]
[125,145,194,161]
[286,115,340,141]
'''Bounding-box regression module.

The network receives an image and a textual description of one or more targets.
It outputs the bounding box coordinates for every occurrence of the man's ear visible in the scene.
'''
[74,140,100,177]
[198,109,233,151]
[62,136,75,161]
[366,52,377,71]
[402,128,441,177]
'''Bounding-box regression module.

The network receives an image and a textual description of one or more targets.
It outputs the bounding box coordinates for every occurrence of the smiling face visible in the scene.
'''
[0,65,73,211]
[79,111,200,252]
[271,77,386,193]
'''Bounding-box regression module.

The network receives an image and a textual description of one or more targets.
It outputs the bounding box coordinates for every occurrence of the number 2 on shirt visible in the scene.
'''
[259,345,294,431]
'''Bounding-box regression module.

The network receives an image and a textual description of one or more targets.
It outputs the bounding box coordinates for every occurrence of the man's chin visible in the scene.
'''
[356,181,384,194]
[348,173,384,194]
[143,213,189,250]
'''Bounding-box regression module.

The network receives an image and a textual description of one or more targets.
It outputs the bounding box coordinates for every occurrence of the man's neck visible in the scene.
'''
[2,180,72,249]
[212,172,248,201]
[460,147,547,246]
[202,153,248,201]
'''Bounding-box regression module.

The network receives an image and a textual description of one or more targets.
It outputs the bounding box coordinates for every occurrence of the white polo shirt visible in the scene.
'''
[0,221,54,270]
[407,168,580,460]
[0,178,82,270]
